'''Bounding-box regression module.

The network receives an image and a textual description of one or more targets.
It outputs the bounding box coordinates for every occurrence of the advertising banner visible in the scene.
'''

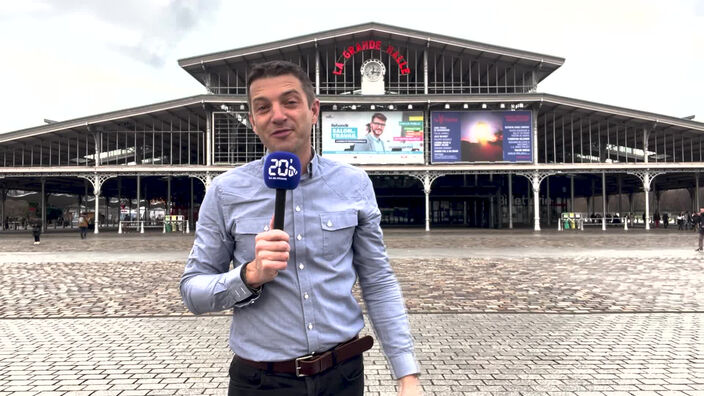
[431,111,533,163]
[321,111,424,164]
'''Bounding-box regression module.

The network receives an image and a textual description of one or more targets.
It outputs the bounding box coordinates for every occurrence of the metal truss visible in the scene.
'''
[190,171,224,189]
[626,170,665,192]
[368,170,446,193]
[77,174,118,195]
[515,170,558,192]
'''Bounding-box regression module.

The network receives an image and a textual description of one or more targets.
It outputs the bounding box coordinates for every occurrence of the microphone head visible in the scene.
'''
[263,151,301,190]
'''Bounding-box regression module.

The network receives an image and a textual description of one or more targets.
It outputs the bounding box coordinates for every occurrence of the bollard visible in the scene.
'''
[163,221,166,233]
[557,218,562,231]
[624,218,628,231]
[140,221,145,234]
[118,221,122,234]
[186,220,190,234]
[579,219,584,231]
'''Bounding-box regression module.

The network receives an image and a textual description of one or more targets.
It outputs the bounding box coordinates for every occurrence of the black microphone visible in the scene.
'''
[263,152,301,230]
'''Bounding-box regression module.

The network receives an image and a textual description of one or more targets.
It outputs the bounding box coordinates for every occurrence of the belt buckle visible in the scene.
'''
[295,354,314,377]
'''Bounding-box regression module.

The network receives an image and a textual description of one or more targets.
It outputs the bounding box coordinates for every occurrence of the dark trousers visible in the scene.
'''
[699,231,704,249]
[80,227,87,239]
[228,354,364,396]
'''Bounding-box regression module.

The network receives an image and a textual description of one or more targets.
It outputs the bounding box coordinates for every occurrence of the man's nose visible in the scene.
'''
[271,103,287,123]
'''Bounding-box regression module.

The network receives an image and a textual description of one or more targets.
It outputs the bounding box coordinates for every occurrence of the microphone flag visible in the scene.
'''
[263,152,301,230]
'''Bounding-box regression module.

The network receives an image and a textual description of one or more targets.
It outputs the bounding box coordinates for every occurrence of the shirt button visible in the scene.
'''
[308,323,313,330]
[304,293,309,300]
[295,205,301,212]
[299,263,304,270]
[326,220,333,227]
[297,234,302,241]
[264,225,270,231]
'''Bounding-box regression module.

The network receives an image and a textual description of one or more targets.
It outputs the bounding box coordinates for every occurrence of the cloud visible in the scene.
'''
[6,0,222,67]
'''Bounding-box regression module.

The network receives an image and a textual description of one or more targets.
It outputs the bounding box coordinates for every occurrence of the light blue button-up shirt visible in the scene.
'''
[368,134,386,152]
[180,153,418,379]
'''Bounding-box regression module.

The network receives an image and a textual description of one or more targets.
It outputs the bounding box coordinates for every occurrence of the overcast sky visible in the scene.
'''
[0,0,702,133]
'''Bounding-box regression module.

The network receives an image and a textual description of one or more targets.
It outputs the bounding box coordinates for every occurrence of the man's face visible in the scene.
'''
[370,116,386,138]
[248,74,319,161]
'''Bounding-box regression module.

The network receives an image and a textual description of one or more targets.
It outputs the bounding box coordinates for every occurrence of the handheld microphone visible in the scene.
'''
[263,152,301,230]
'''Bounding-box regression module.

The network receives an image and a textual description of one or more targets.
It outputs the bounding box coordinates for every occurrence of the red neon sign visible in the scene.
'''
[332,40,411,76]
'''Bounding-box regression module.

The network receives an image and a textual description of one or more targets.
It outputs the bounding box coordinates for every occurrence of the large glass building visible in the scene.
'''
[2,22,703,232]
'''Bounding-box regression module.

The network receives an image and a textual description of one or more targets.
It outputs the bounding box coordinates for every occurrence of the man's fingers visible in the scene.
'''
[256,239,290,252]
[255,229,290,243]
[257,250,289,265]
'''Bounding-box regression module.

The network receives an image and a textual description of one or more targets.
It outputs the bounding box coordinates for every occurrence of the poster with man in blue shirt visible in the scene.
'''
[180,60,421,396]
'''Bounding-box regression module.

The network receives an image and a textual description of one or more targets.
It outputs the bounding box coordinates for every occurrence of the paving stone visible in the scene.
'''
[1,229,703,395]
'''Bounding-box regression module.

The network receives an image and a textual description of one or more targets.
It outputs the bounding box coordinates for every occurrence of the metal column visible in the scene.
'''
[696,173,700,211]
[532,174,541,231]
[117,178,122,222]
[94,175,100,234]
[601,173,606,231]
[546,177,551,226]
[41,178,46,231]
[618,175,623,216]
[167,176,171,217]
[424,174,431,232]
[0,188,6,231]
[643,172,651,231]
[206,111,212,166]
[136,175,141,223]
[508,174,513,229]
[189,178,194,226]
[570,175,575,212]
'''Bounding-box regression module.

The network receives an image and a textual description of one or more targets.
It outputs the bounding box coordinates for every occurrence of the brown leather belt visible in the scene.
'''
[236,335,374,377]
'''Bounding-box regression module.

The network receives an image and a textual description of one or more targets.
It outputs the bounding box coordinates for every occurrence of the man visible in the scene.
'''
[696,208,704,251]
[78,213,88,239]
[354,113,387,152]
[180,61,420,396]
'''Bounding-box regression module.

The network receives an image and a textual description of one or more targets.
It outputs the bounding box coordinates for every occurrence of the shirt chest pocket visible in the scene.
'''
[232,217,270,265]
[320,211,358,262]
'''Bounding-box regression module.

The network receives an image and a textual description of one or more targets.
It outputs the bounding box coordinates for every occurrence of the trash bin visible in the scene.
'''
[165,222,172,233]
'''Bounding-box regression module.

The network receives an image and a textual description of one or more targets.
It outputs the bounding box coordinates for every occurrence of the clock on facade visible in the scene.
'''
[361,59,385,82]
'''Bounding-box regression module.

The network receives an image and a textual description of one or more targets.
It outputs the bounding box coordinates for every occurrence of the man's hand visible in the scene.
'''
[245,219,289,288]
[398,374,421,396]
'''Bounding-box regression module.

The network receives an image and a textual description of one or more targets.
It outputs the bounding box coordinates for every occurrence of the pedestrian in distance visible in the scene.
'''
[696,208,704,252]
[180,61,421,396]
[693,211,701,232]
[662,212,669,228]
[78,213,89,239]
[31,220,41,245]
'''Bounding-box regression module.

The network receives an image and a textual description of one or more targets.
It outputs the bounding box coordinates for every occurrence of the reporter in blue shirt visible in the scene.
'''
[180,60,421,396]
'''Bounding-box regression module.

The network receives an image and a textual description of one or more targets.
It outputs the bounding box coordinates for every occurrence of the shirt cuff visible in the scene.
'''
[387,352,420,380]
[228,263,262,308]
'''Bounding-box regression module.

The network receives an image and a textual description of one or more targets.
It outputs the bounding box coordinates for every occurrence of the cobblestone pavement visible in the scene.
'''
[1,314,702,395]
[1,229,703,395]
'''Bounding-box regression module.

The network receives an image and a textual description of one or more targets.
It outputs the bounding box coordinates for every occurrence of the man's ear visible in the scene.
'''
[310,98,320,125]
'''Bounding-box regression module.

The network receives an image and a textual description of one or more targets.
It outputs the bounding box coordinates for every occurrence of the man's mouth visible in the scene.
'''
[272,129,292,138]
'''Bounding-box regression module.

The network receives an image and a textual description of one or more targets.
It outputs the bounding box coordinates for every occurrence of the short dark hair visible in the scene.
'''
[246,60,315,108]
[371,113,387,122]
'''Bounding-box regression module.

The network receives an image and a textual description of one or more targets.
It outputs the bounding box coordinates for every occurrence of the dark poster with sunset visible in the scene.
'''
[430,111,532,163]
